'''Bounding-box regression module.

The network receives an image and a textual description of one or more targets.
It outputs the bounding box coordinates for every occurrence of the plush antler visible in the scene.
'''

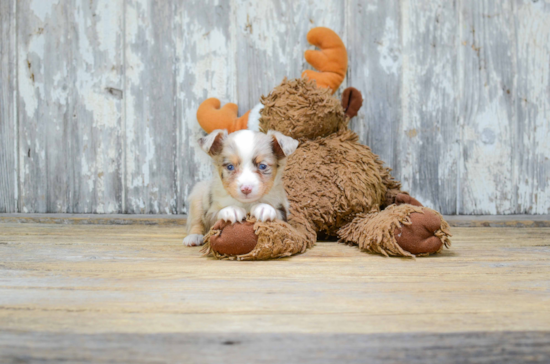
[301,27,348,94]
[196,98,250,134]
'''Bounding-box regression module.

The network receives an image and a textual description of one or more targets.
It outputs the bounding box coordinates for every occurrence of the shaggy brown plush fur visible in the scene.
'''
[284,129,401,237]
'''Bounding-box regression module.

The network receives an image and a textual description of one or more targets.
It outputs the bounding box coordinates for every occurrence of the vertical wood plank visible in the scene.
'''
[17,0,124,213]
[514,0,550,214]
[124,0,179,214]
[398,0,459,213]
[232,0,346,113]
[0,0,17,212]
[458,0,518,214]
[174,0,236,214]
[346,1,401,175]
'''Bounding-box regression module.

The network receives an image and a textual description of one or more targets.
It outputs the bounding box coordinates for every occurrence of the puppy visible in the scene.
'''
[183,129,299,246]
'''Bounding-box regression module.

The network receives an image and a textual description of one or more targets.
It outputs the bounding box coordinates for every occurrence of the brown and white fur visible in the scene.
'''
[183,129,299,246]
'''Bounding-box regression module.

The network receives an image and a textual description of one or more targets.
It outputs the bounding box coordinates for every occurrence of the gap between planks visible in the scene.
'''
[0,213,549,227]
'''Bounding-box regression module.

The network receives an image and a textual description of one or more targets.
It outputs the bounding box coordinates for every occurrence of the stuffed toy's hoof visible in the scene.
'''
[202,218,313,260]
[207,220,258,256]
[338,204,451,257]
[394,209,445,255]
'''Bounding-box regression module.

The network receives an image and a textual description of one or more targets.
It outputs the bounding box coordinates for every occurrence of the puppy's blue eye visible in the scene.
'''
[226,164,234,171]
[259,163,267,170]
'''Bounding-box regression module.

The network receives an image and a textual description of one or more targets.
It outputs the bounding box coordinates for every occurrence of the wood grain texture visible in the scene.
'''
[2,213,549,227]
[17,0,124,213]
[1,0,550,214]
[124,0,178,214]
[1,331,549,364]
[0,224,549,334]
[458,0,518,214]
[0,223,550,362]
[346,0,401,169]
[175,0,236,214]
[0,0,17,213]
[514,0,550,214]
[0,213,187,225]
[399,0,459,212]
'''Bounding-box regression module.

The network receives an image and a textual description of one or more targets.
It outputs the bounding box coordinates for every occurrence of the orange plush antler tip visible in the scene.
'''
[301,27,348,94]
[196,98,249,134]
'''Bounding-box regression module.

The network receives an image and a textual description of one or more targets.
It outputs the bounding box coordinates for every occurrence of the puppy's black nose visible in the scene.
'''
[240,186,253,195]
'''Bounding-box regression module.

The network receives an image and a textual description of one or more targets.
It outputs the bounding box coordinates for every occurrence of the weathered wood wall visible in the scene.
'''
[0,0,549,215]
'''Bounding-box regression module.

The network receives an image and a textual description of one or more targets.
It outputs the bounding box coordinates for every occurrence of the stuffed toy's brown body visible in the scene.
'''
[197,28,451,260]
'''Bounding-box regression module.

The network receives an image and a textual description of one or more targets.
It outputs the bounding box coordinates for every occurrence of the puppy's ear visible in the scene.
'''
[268,130,299,159]
[198,129,228,156]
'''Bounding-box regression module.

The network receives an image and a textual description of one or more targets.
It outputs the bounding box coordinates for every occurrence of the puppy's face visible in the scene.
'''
[199,129,298,203]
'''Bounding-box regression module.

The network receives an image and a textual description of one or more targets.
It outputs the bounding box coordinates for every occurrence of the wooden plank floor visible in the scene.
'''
[1,223,549,363]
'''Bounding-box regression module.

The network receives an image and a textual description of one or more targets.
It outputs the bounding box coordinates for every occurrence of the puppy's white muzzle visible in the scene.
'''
[236,169,261,202]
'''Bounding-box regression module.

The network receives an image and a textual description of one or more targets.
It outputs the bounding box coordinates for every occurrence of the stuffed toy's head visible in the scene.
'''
[257,26,364,140]
[258,26,364,140]
[258,78,348,140]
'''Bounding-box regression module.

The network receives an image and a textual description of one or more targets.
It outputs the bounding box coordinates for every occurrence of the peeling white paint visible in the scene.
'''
[17,52,37,118]
[463,99,513,214]
[378,18,400,76]
[30,0,59,22]
[95,0,120,61]
[233,1,287,59]
[18,24,47,117]
[190,28,231,99]
[366,4,377,12]
[76,6,94,66]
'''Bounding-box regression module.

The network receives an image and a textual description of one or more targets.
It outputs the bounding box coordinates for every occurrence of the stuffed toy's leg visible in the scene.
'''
[201,214,315,261]
[338,196,451,257]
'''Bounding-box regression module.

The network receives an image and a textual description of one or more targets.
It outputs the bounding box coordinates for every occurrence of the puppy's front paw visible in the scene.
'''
[251,203,277,222]
[183,234,205,247]
[217,206,247,224]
